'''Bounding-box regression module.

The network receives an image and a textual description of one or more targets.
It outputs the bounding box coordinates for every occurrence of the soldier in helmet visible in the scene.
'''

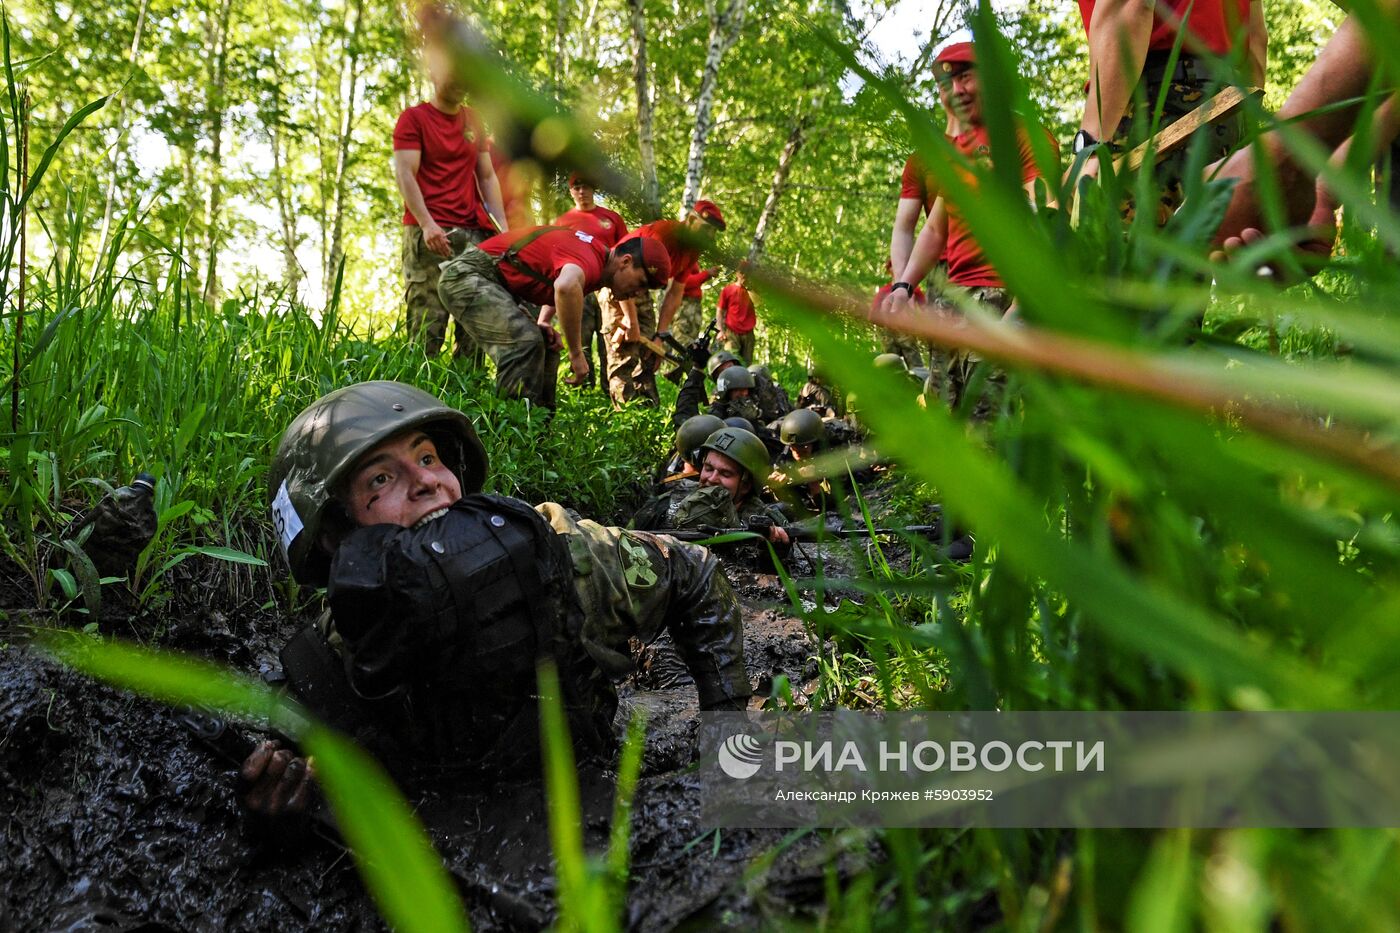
[796,361,842,418]
[633,427,792,570]
[671,351,783,458]
[747,363,793,422]
[242,381,751,815]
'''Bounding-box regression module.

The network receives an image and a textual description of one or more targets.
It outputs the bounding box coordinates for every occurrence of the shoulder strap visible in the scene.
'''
[497,226,570,286]
[279,623,376,740]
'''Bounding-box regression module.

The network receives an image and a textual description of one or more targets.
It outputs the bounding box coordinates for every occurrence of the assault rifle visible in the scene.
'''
[659,321,719,385]
[657,514,944,543]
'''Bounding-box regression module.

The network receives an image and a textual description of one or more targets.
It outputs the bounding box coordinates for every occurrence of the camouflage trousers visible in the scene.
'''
[672,296,706,346]
[603,288,659,408]
[1111,67,1245,225]
[724,329,756,365]
[924,286,1011,420]
[437,247,559,409]
[402,224,490,364]
[575,292,608,391]
[882,328,925,370]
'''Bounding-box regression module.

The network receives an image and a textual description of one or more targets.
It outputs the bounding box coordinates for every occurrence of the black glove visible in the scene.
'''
[688,339,710,368]
[743,514,775,536]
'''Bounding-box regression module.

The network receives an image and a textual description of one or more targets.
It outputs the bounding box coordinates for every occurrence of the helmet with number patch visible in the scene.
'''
[269,381,488,585]
[699,427,771,488]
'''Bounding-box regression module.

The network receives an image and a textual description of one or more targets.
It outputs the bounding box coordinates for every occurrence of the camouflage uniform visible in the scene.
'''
[577,292,607,390]
[633,484,791,572]
[602,288,660,407]
[671,368,780,457]
[724,329,757,365]
[797,378,842,417]
[1111,55,1246,225]
[403,225,488,364]
[924,286,1010,420]
[672,295,706,347]
[881,329,925,370]
[437,246,559,408]
[751,373,793,423]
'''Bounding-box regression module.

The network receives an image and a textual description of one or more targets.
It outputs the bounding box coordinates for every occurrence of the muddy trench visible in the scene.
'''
[0,539,895,932]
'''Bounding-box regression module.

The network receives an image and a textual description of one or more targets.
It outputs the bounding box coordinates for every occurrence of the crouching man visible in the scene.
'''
[243,380,750,814]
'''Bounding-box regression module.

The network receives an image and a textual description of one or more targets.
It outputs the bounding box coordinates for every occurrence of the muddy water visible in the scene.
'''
[0,561,853,932]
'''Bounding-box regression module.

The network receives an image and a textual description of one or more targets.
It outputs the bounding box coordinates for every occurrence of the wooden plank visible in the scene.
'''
[1114,86,1261,173]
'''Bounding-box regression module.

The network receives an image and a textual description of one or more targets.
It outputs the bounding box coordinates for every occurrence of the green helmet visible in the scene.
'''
[707,350,741,380]
[699,427,771,489]
[676,414,725,461]
[874,353,908,371]
[715,365,755,398]
[723,416,756,434]
[747,363,771,380]
[268,381,488,585]
[779,408,824,447]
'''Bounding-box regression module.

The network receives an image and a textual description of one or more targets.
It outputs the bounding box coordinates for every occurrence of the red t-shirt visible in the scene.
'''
[901,152,939,217]
[873,282,926,311]
[719,284,756,333]
[682,268,713,300]
[393,102,494,230]
[1077,0,1251,57]
[554,205,629,249]
[633,220,700,285]
[477,226,608,306]
[942,124,1055,288]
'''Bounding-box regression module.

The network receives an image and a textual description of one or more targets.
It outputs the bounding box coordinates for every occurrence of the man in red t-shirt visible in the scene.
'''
[604,200,726,407]
[885,41,1056,416]
[393,41,507,362]
[437,226,670,408]
[717,268,757,364]
[873,258,925,369]
[554,172,630,390]
[1071,0,1265,222]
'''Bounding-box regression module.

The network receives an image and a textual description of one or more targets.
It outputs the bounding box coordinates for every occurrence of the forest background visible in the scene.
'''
[13,0,1343,333]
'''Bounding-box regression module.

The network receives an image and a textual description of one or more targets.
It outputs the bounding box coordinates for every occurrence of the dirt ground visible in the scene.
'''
[0,548,878,932]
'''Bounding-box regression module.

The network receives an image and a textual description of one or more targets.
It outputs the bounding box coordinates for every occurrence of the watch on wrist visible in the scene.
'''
[1072,129,1098,156]
[890,281,913,296]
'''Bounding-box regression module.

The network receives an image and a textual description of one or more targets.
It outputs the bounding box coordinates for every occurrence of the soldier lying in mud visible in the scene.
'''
[241,380,751,816]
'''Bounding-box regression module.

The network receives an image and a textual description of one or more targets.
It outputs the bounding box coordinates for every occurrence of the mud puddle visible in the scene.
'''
[0,552,870,932]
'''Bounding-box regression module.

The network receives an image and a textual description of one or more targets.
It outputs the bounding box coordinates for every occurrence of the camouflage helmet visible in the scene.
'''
[873,353,908,372]
[699,426,771,489]
[747,363,771,380]
[707,350,742,380]
[779,408,825,447]
[715,365,755,398]
[268,381,488,586]
[723,416,756,434]
[676,414,725,462]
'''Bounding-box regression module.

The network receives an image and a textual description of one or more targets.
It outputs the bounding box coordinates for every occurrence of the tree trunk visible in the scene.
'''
[747,115,807,265]
[201,0,234,307]
[313,21,332,289]
[627,0,661,219]
[681,0,748,211]
[267,72,302,295]
[326,0,365,290]
[90,0,150,275]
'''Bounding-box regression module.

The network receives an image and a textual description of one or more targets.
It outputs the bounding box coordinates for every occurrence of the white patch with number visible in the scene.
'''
[271,481,304,557]
[573,230,594,243]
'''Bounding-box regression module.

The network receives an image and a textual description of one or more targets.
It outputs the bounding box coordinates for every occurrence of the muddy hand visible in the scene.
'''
[240,739,315,816]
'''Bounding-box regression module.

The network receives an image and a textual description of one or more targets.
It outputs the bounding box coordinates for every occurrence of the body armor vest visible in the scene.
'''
[321,494,615,773]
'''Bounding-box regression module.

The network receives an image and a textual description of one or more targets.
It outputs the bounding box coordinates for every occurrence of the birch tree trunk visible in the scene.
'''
[326,0,365,289]
[267,73,302,294]
[627,0,661,219]
[747,114,807,265]
[201,0,234,306]
[90,0,150,274]
[680,0,748,212]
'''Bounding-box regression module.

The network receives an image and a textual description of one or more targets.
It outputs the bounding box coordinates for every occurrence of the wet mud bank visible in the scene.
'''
[0,559,862,932]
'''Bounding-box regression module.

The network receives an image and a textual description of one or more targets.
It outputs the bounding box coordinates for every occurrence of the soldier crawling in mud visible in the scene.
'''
[656,413,724,491]
[630,426,792,572]
[671,349,783,459]
[770,408,864,518]
[702,350,789,424]
[240,381,751,815]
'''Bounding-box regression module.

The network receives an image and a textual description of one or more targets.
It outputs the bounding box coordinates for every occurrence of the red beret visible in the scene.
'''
[616,233,673,288]
[934,41,975,77]
[691,199,727,231]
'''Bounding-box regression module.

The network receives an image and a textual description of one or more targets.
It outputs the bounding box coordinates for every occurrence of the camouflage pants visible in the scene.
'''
[672,296,705,346]
[924,286,1010,420]
[437,247,559,409]
[1112,69,1245,225]
[575,292,607,391]
[603,288,659,407]
[882,328,925,369]
[724,329,756,364]
[403,225,489,364]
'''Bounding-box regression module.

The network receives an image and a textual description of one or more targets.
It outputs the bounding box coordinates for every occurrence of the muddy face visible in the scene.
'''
[342,431,461,529]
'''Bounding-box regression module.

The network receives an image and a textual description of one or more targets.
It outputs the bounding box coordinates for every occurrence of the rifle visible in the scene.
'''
[636,333,689,384]
[660,321,719,384]
[656,515,944,543]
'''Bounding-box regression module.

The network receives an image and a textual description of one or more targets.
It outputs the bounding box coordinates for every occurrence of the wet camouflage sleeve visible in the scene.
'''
[671,366,708,433]
[535,502,751,709]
